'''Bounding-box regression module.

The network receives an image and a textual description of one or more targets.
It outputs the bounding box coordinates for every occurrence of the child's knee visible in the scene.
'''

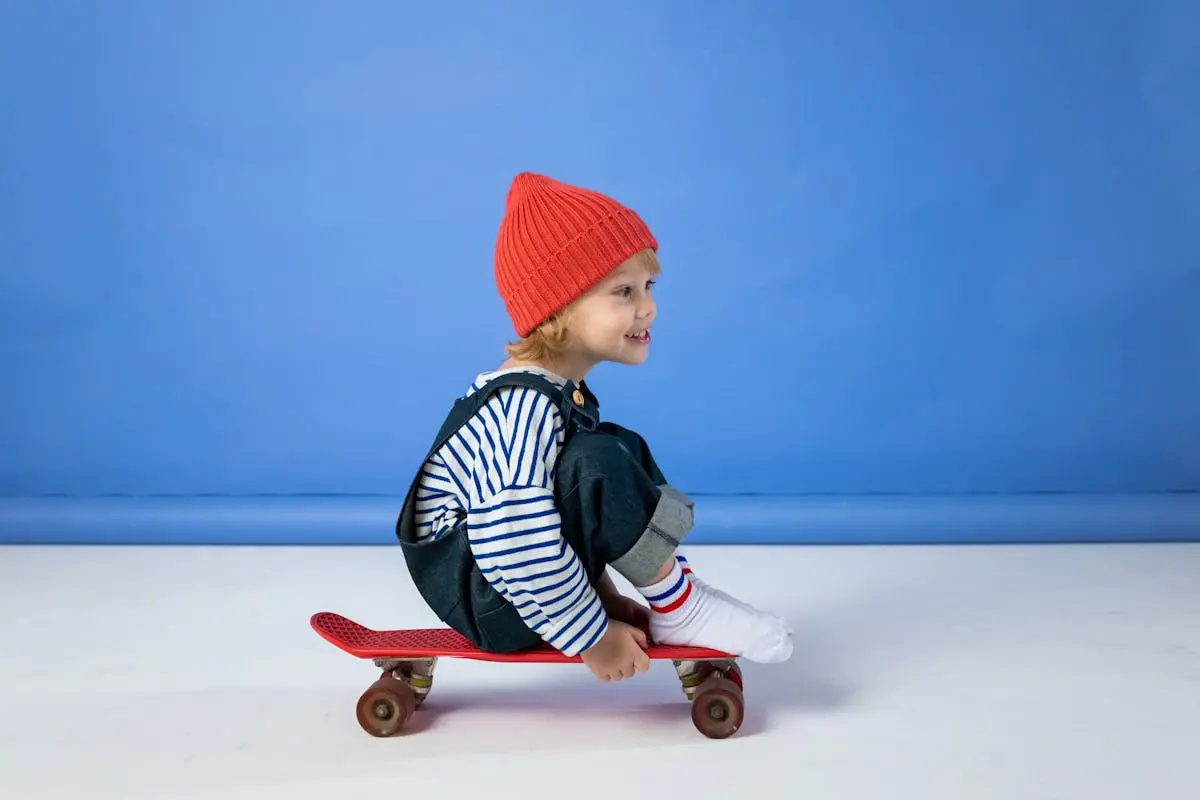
[596,422,666,483]
[555,431,696,586]
[558,430,692,530]
[556,430,640,488]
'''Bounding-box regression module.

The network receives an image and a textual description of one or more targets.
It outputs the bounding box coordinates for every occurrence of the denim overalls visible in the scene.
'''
[394,371,696,654]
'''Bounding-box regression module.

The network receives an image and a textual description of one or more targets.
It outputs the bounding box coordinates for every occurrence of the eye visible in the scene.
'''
[614,285,633,297]
[646,279,656,291]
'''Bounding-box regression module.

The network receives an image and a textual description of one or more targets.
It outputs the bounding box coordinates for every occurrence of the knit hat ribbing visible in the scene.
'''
[494,172,658,337]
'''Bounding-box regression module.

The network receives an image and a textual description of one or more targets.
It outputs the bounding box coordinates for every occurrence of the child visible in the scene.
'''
[395,172,792,683]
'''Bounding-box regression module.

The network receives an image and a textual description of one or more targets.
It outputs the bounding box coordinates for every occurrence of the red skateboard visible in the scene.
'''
[311,611,746,739]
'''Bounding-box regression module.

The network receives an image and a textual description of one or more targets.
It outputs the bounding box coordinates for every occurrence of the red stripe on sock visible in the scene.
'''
[651,579,692,614]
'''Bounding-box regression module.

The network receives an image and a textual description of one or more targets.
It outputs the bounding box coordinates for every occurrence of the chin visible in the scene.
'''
[615,350,649,366]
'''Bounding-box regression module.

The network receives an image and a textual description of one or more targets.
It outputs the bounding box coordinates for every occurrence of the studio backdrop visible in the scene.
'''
[2,1,1197,544]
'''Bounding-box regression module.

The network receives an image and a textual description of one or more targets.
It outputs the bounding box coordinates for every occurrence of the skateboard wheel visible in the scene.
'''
[356,674,416,737]
[691,677,744,739]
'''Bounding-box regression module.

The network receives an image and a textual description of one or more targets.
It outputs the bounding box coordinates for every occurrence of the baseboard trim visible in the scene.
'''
[2,493,1197,545]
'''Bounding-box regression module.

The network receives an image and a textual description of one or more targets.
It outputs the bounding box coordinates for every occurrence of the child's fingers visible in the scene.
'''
[629,624,649,649]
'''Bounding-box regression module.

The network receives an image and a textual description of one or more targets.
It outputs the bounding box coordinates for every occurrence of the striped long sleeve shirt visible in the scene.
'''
[411,367,608,656]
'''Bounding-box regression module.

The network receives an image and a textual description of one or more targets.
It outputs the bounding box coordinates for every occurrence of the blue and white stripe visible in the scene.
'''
[413,368,608,656]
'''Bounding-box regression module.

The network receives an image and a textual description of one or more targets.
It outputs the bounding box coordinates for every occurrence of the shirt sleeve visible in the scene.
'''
[462,387,608,657]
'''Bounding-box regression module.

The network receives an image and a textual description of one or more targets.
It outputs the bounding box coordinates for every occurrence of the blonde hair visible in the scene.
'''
[505,310,576,362]
[504,249,661,362]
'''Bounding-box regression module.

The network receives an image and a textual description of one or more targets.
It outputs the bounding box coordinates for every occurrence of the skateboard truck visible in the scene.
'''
[372,656,437,708]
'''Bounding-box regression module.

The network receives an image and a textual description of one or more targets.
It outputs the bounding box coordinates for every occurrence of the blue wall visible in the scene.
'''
[2,1,1198,544]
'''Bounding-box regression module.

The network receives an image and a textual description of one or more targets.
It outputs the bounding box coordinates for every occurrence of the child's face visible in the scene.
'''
[566,249,659,369]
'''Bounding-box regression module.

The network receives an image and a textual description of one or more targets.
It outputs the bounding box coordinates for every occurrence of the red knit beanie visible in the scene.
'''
[494,172,658,337]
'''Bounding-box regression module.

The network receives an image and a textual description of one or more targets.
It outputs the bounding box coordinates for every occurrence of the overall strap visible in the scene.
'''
[418,372,599,466]
[396,371,600,545]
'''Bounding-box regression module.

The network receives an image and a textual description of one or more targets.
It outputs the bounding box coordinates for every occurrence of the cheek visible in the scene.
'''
[574,303,629,341]
[581,320,625,344]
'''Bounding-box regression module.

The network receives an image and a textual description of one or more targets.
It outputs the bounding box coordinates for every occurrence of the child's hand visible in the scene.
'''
[602,592,651,636]
[580,620,650,682]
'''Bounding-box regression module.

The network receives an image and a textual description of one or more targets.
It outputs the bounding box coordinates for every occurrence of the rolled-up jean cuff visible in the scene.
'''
[610,484,695,586]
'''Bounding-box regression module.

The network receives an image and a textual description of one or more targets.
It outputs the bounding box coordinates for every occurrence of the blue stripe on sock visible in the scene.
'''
[643,569,686,603]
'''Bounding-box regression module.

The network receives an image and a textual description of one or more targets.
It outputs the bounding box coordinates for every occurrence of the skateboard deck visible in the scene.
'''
[311,610,732,662]
[312,610,747,739]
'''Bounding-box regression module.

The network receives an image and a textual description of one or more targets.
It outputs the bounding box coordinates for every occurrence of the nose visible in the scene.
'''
[638,293,656,322]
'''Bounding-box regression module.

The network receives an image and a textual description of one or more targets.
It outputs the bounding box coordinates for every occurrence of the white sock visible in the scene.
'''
[675,553,752,609]
[636,556,793,664]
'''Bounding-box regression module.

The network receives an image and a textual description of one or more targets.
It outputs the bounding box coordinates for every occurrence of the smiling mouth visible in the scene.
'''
[625,328,651,344]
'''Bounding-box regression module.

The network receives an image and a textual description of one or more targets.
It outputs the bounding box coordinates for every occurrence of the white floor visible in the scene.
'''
[2,542,1198,799]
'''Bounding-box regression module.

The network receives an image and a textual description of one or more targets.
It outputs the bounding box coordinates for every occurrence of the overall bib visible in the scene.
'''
[395,372,696,653]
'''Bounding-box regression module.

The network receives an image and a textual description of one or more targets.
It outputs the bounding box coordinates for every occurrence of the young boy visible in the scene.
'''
[395,172,792,683]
